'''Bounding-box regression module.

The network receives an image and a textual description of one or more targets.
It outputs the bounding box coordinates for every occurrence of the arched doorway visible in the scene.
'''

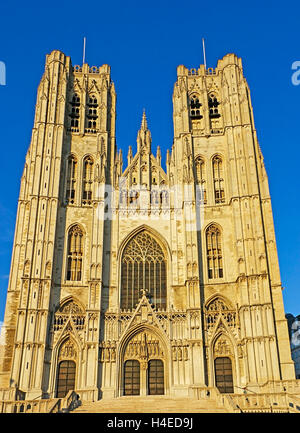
[55,337,78,397]
[56,360,76,398]
[214,357,234,393]
[121,329,166,397]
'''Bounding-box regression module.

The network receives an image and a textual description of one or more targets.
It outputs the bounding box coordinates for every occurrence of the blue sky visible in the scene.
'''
[0,0,300,320]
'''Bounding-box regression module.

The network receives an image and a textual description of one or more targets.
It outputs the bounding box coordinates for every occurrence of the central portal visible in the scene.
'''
[122,330,166,396]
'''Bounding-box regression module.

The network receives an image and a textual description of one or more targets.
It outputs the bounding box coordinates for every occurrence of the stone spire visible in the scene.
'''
[137,109,152,153]
[141,109,148,130]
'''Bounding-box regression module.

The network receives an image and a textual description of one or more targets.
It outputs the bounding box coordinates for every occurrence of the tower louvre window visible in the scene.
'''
[195,157,207,204]
[66,225,84,281]
[206,224,223,279]
[69,93,80,130]
[82,156,94,205]
[66,155,77,204]
[189,94,202,119]
[212,155,225,204]
[86,95,98,133]
[208,94,221,119]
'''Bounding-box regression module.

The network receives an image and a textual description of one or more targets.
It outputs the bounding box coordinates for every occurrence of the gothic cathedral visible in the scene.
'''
[0,50,297,409]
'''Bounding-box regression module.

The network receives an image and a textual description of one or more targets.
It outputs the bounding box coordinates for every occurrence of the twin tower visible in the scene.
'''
[0,50,296,403]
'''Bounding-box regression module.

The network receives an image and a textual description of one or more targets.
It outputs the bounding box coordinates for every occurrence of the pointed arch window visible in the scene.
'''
[208,93,221,119]
[82,156,94,204]
[195,157,207,204]
[66,225,84,281]
[121,231,167,311]
[212,156,225,204]
[86,95,98,133]
[69,93,80,130]
[206,224,223,279]
[189,94,202,119]
[66,155,77,204]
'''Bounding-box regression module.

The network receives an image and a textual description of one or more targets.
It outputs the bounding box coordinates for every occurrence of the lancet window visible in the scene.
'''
[208,93,221,119]
[82,156,94,204]
[69,93,80,129]
[86,95,98,132]
[212,155,225,204]
[189,94,202,119]
[206,224,223,279]
[66,225,84,281]
[66,154,77,204]
[195,157,207,204]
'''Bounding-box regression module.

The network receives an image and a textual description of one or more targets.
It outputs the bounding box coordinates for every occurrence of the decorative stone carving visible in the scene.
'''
[53,300,85,332]
[123,331,164,364]
[58,339,77,361]
[214,335,233,357]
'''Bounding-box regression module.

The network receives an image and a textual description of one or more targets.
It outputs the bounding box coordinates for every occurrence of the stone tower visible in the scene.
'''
[0,50,296,405]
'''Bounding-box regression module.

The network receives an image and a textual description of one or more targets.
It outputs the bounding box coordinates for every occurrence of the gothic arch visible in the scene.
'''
[67,222,86,235]
[81,153,95,164]
[211,333,236,393]
[210,152,224,163]
[194,153,205,162]
[49,295,86,397]
[117,225,171,263]
[205,294,234,312]
[203,223,224,280]
[116,324,170,397]
[65,224,85,281]
[118,228,169,310]
[81,154,94,203]
[208,92,221,119]
[50,329,83,397]
[55,335,79,397]
[118,226,171,310]
[203,221,223,233]
[205,296,239,392]
[189,93,202,119]
[55,296,85,314]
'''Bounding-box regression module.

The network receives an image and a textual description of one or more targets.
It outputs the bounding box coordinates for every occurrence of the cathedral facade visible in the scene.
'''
[0,50,296,404]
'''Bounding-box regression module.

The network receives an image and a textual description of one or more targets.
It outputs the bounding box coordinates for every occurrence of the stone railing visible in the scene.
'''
[189,385,300,413]
[0,389,81,413]
[189,386,240,413]
[60,390,81,412]
[260,379,300,395]
[228,392,300,413]
[0,398,61,413]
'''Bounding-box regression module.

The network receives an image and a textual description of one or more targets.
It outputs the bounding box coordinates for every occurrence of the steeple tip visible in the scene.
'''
[141,109,148,130]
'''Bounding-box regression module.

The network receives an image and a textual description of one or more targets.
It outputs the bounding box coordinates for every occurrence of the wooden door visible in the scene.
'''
[148,359,164,395]
[56,360,76,398]
[214,357,234,393]
[124,360,140,395]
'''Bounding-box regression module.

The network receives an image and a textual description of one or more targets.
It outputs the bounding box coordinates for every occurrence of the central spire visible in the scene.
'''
[137,109,151,153]
[141,109,148,130]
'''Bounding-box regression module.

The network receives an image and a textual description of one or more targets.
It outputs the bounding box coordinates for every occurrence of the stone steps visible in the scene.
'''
[72,396,229,413]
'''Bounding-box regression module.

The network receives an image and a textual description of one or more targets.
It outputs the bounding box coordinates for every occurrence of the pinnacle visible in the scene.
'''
[141,109,148,130]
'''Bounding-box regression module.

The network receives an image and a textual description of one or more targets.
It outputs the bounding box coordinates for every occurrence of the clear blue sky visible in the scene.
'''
[0,0,299,321]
